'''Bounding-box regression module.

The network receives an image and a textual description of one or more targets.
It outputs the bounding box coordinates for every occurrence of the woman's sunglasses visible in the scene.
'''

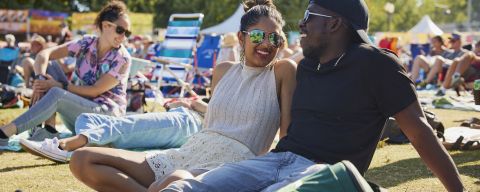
[242,29,283,47]
[105,21,132,38]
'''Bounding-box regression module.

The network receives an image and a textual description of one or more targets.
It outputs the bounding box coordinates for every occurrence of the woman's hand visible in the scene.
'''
[167,99,192,109]
[31,91,44,106]
[32,74,62,93]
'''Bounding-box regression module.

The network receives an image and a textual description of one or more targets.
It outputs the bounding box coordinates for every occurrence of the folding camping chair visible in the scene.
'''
[192,34,221,92]
[0,47,20,85]
[151,13,204,98]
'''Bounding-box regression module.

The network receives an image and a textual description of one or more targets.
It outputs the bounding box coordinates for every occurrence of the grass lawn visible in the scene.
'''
[0,108,479,191]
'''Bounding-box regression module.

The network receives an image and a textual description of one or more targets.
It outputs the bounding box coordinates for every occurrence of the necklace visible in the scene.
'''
[317,53,345,71]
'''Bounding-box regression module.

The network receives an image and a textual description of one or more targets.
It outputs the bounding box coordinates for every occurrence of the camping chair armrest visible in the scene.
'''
[151,57,193,70]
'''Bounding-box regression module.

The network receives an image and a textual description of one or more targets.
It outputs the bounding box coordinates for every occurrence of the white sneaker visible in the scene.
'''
[20,137,69,163]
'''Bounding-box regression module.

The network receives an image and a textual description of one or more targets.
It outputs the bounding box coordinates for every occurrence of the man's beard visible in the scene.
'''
[303,43,327,62]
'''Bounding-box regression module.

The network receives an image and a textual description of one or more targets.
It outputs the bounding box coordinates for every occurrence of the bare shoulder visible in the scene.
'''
[273,58,297,77]
[213,61,236,79]
[211,61,237,89]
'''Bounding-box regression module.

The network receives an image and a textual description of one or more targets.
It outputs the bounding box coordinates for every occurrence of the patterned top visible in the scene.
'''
[204,63,280,155]
[67,35,131,116]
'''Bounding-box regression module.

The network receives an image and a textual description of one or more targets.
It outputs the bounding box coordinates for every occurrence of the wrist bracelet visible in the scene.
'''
[62,82,69,90]
[34,74,47,80]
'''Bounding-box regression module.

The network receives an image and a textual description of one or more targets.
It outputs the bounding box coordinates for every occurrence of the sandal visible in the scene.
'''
[442,136,464,150]
[461,141,480,150]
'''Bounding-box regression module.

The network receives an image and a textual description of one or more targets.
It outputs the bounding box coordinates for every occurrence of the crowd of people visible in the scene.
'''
[406,33,480,96]
[0,0,473,191]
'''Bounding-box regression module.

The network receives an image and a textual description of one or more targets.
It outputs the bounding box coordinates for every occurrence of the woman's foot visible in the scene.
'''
[20,137,70,163]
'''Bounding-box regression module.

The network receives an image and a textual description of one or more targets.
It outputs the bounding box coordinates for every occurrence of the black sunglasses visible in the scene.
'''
[242,29,283,47]
[106,21,132,38]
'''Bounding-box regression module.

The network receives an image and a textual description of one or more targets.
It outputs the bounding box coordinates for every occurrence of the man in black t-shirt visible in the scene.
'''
[163,0,465,191]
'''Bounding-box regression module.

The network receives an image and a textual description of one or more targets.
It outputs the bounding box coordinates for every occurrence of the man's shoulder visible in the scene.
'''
[351,43,401,67]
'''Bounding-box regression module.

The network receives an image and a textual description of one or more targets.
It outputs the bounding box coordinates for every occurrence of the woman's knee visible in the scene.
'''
[46,87,65,97]
[69,147,96,177]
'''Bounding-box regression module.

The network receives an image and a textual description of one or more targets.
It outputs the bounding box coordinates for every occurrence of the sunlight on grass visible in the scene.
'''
[0,108,479,191]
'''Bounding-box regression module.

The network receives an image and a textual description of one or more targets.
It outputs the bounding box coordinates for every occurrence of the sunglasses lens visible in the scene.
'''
[249,30,265,44]
[115,26,131,37]
[269,33,279,47]
[125,30,131,38]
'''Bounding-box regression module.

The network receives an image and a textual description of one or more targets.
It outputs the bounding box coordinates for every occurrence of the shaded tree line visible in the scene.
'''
[1,0,475,32]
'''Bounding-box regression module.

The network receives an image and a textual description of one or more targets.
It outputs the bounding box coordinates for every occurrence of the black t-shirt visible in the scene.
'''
[273,43,417,174]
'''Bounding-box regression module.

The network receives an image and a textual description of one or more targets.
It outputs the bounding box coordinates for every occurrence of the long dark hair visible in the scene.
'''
[94,0,128,31]
[239,0,285,63]
[432,35,445,46]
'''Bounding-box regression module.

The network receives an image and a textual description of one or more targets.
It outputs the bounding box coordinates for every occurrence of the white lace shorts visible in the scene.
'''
[145,131,255,181]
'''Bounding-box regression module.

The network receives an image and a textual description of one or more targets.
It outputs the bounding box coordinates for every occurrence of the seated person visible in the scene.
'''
[162,1,465,191]
[68,2,296,191]
[0,1,132,146]
[20,100,204,163]
[21,35,49,88]
[410,33,467,86]
[0,34,20,84]
[439,40,480,93]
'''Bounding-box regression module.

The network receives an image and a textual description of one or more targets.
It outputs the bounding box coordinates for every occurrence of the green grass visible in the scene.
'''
[0,108,479,191]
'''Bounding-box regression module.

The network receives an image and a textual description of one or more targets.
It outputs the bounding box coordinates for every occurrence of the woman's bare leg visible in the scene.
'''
[410,55,431,82]
[69,147,155,192]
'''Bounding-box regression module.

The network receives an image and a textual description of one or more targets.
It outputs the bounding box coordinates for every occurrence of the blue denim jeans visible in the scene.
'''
[76,107,203,149]
[12,62,111,133]
[162,151,327,192]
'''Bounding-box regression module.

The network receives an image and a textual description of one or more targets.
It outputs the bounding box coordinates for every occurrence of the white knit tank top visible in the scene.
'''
[203,63,280,155]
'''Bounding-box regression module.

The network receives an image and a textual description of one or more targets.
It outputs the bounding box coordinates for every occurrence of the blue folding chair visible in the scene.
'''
[193,34,221,89]
[152,13,204,97]
[0,47,20,85]
[409,43,430,71]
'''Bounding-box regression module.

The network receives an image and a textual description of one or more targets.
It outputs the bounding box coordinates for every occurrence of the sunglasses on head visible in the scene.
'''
[303,10,333,23]
[242,29,283,47]
[105,21,131,38]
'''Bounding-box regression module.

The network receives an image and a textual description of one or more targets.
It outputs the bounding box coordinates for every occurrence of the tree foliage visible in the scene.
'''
[0,0,475,32]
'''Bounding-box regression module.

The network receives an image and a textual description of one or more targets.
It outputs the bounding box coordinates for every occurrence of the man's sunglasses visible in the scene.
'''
[105,21,132,38]
[303,10,333,23]
[242,29,283,47]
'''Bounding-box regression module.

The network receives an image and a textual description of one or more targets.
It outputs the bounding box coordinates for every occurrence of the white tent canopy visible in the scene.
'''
[201,4,244,34]
[408,15,444,35]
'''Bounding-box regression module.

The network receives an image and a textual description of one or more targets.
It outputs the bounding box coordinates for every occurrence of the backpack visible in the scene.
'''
[381,110,444,144]
[0,85,19,108]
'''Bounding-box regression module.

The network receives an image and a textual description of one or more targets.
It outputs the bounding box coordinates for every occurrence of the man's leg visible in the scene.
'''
[162,152,287,192]
[410,55,431,82]
[70,147,155,191]
[21,57,34,88]
[455,52,477,75]
[442,59,460,89]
